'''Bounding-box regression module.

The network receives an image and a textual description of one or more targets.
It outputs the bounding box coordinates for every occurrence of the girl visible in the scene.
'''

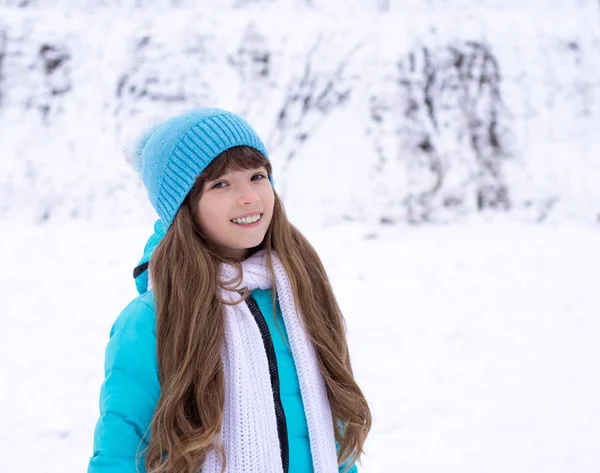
[87,108,372,473]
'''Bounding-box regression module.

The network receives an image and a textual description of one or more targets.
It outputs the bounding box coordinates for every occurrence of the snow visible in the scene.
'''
[1,1,600,471]
[1,220,599,472]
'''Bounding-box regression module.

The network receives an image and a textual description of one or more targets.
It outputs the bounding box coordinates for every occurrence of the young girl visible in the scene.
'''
[87,108,372,473]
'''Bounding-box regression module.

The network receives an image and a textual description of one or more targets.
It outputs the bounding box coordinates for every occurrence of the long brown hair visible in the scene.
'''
[142,145,371,473]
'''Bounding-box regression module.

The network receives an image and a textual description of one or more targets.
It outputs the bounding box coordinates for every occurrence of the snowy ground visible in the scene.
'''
[1,220,599,473]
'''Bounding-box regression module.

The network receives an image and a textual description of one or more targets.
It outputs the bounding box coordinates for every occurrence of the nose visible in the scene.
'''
[236,183,259,206]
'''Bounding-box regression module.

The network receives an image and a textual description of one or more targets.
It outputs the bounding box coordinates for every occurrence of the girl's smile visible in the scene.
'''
[230,211,263,227]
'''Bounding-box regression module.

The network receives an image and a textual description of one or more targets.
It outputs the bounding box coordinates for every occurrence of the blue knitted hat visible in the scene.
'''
[131,108,271,230]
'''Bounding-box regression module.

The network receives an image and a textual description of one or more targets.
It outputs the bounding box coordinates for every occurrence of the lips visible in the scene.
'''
[231,211,262,220]
[230,213,263,225]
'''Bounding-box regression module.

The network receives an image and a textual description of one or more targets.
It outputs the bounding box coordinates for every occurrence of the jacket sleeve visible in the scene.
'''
[88,299,160,473]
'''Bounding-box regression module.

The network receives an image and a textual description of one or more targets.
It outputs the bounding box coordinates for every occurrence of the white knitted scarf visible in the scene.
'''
[199,249,339,473]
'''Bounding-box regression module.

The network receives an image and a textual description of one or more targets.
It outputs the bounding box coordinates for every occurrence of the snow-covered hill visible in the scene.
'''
[1,1,599,227]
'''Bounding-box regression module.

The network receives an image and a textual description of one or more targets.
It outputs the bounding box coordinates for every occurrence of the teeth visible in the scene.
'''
[232,214,261,225]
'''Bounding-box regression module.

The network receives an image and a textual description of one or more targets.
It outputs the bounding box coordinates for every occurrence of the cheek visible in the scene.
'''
[196,198,221,231]
[262,191,275,219]
[264,186,275,208]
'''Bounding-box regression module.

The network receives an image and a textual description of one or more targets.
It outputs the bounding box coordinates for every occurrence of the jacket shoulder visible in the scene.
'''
[111,290,156,336]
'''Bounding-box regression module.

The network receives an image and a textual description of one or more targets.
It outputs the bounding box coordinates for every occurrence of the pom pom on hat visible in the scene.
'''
[124,120,164,172]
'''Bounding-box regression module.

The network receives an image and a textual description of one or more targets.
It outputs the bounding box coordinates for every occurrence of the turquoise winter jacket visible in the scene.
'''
[88,220,357,473]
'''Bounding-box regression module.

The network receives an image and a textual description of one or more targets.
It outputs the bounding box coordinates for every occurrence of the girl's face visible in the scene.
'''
[195,166,274,260]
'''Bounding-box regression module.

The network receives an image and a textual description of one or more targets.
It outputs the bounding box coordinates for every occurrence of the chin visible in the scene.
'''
[243,238,265,249]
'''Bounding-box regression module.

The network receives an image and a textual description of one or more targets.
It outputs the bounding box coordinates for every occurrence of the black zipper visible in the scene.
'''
[245,295,289,473]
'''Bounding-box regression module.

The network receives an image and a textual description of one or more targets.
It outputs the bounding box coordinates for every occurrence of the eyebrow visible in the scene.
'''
[204,166,268,186]
[210,168,266,182]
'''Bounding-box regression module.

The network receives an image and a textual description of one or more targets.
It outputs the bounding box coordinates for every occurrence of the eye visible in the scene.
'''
[212,181,228,189]
[252,173,266,181]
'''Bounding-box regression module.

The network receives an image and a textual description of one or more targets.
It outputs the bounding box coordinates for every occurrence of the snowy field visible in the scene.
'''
[1,219,599,473]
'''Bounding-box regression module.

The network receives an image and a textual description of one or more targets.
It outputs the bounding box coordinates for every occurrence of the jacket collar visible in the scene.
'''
[133,219,165,295]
